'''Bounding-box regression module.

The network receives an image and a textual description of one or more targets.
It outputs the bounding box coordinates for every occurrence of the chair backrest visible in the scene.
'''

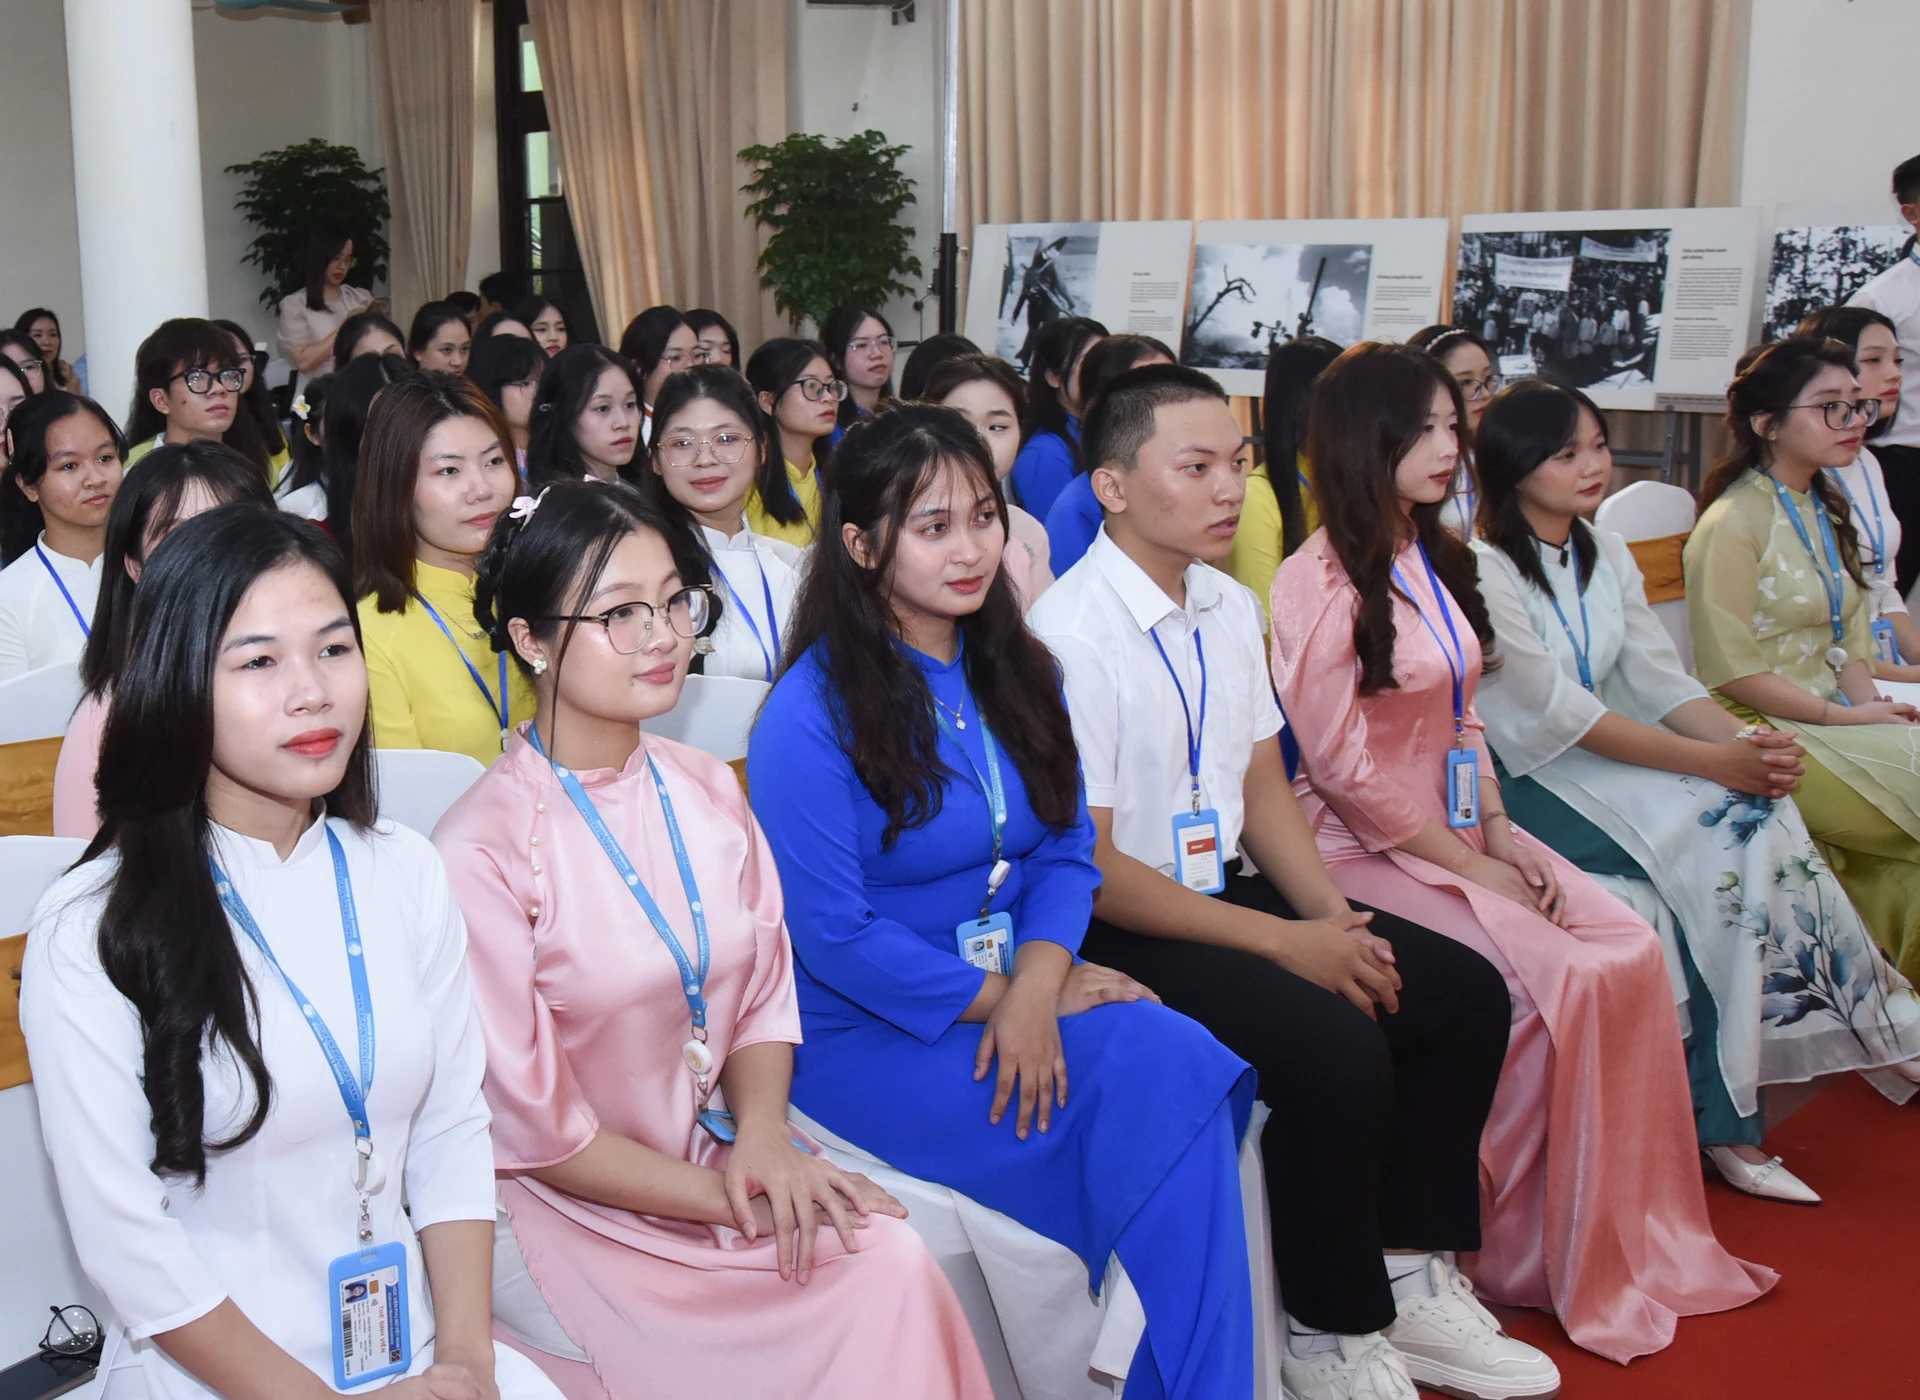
[1593,479,1696,542]
[0,664,83,746]
[374,748,488,838]
[639,674,771,763]
[0,835,105,1361]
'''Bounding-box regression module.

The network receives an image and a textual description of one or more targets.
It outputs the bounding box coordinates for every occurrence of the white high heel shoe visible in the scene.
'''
[1703,1146,1821,1204]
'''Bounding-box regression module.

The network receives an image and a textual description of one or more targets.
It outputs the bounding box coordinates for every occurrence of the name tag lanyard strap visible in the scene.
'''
[1767,475,1849,668]
[1826,468,1887,579]
[414,592,511,748]
[1541,548,1594,691]
[933,702,1011,918]
[212,825,380,1243]
[35,544,91,638]
[715,542,782,683]
[1392,543,1470,748]
[527,724,727,1125]
[1148,626,1208,814]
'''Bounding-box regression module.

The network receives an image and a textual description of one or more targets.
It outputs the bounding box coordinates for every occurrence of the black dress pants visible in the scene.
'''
[1872,442,1920,594]
[1079,868,1511,1335]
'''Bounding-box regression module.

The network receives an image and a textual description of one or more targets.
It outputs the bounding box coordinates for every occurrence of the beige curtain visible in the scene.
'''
[959,0,1737,272]
[527,0,788,350]
[371,0,480,323]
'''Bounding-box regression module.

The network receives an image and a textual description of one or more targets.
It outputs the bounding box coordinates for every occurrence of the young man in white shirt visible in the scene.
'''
[1848,152,1920,591]
[1029,364,1559,1400]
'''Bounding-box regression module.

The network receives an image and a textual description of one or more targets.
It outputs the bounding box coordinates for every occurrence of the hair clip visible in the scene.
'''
[509,488,549,524]
[291,394,310,422]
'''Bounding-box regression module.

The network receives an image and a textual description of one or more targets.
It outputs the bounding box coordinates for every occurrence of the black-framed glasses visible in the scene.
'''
[1459,374,1503,402]
[40,1303,101,1360]
[536,586,712,652]
[170,367,246,395]
[657,430,754,469]
[1788,398,1882,430]
[787,375,848,403]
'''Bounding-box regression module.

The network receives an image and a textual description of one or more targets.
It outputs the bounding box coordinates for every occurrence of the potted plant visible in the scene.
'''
[739,130,921,331]
[225,138,391,313]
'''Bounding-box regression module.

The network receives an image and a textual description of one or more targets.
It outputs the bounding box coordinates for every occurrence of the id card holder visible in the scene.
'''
[957,912,1013,975]
[328,1240,411,1390]
[1446,749,1480,829]
[1873,618,1901,665]
[1172,809,1227,895]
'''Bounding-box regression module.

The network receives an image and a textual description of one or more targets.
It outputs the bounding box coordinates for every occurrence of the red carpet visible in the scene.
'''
[1472,1076,1917,1399]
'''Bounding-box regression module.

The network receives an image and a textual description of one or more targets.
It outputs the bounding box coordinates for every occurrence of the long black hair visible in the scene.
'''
[1306,342,1495,694]
[684,309,742,369]
[821,305,895,431]
[334,309,406,365]
[743,337,832,525]
[619,306,689,395]
[1263,336,1342,557]
[301,227,352,312]
[899,333,981,400]
[211,319,289,463]
[1022,316,1107,446]
[322,352,415,566]
[474,480,719,711]
[283,372,332,496]
[1474,379,1606,596]
[783,404,1082,847]
[469,332,548,416]
[1700,335,1865,584]
[525,344,645,490]
[407,302,469,363]
[1796,305,1901,441]
[86,505,376,1183]
[645,363,774,559]
[1,391,126,566]
[82,441,276,698]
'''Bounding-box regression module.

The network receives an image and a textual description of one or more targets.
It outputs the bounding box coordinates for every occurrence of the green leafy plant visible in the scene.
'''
[739,130,922,330]
[225,138,390,313]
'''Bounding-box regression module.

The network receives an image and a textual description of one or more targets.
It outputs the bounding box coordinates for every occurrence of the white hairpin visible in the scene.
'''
[509,488,549,524]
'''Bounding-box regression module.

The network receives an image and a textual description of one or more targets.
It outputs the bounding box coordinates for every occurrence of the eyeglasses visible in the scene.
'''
[536,586,712,652]
[10,355,45,376]
[657,430,754,468]
[1788,398,1883,430]
[658,349,692,371]
[787,375,848,403]
[170,367,246,395]
[692,345,732,365]
[1458,374,1503,402]
[40,1304,101,1360]
[848,335,895,355]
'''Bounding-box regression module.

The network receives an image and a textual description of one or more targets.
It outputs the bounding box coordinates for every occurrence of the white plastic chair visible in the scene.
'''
[0,664,83,745]
[374,748,488,839]
[0,835,106,1365]
[639,674,770,763]
[1594,480,1698,673]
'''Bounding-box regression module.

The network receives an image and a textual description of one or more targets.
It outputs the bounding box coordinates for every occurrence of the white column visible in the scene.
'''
[62,0,209,425]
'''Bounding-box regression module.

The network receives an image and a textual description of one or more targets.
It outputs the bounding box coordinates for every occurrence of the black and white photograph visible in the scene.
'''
[1181,242,1371,372]
[1764,225,1909,342]
[992,222,1100,369]
[1453,228,1670,391]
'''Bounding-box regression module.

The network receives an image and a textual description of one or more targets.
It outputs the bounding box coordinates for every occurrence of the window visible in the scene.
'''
[494,0,600,343]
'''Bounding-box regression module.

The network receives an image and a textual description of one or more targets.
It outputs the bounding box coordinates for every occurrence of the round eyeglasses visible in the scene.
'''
[657,430,754,469]
[787,375,848,404]
[535,586,712,653]
[40,1304,101,1359]
[1787,398,1883,431]
[1458,374,1503,402]
[170,367,247,395]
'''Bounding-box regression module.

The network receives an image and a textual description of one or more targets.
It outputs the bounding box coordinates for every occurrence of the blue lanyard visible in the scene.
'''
[1391,542,1468,742]
[932,702,1008,919]
[1148,625,1209,813]
[35,545,90,638]
[1826,467,1887,580]
[211,825,374,1142]
[527,724,710,1033]
[1766,475,1846,645]
[714,541,781,682]
[414,591,510,743]
[1541,548,1594,691]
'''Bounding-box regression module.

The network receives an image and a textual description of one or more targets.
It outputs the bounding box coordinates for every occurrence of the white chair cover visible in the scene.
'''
[639,674,770,763]
[0,664,84,745]
[373,748,488,839]
[1594,480,1699,673]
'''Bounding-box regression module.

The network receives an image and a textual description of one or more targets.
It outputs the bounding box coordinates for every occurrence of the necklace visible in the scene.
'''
[932,693,968,730]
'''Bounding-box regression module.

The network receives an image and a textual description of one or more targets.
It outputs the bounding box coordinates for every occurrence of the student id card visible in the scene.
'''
[1172,809,1227,895]
[328,1241,411,1390]
[957,913,1013,974]
[1446,749,1480,829]
[1873,618,1902,665]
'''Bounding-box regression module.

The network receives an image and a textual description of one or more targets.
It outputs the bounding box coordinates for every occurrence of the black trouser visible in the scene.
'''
[1874,442,1920,595]
[1080,868,1511,1335]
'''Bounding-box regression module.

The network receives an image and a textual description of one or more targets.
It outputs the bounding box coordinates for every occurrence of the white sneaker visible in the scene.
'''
[1386,1258,1561,1400]
[1280,1331,1419,1400]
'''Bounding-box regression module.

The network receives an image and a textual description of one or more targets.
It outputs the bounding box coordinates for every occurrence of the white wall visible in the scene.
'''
[0,2,381,366]
[1736,0,1917,215]
[788,0,945,339]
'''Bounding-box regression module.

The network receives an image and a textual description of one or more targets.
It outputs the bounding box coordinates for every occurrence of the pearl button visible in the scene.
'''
[529,904,541,917]
[536,802,547,812]
[530,835,540,846]
[532,864,543,875]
